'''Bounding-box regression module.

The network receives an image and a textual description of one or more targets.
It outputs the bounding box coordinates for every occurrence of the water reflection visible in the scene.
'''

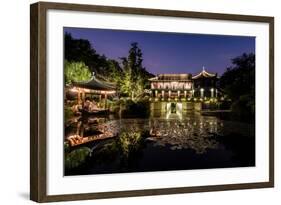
[66,117,119,146]
[148,119,220,154]
[64,113,255,175]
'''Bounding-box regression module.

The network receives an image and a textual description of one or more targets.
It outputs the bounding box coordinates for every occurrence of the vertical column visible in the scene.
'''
[104,93,107,109]
[200,88,204,98]
[77,90,81,104]
[82,91,85,104]
[210,88,214,98]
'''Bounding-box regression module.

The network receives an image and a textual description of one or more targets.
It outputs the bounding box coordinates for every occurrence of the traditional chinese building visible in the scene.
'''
[149,74,193,100]
[192,67,218,99]
[149,67,218,101]
[69,73,116,108]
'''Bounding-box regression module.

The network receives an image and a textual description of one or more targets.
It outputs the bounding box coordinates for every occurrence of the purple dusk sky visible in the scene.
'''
[64,27,255,76]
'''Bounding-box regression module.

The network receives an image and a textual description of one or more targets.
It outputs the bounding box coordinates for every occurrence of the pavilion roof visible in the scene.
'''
[149,73,192,81]
[72,74,116,91]
[192,67,217,79]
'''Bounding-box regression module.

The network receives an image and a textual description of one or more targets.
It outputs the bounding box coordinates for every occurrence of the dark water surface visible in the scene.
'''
[64,113,255,176]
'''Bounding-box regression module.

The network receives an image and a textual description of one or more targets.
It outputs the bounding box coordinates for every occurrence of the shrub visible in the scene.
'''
[64,106,74,122]
[231,95,255,122]
[65,147,91,169]
[122,99,150,117]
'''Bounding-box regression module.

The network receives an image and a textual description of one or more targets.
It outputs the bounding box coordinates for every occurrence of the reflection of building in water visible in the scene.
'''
[66,118,119,147]
[148,117,222,154]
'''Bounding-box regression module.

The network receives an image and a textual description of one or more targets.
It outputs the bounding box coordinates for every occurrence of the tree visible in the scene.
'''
[120,42,153,99]
[64,32,110,77]
[106,59,124,93]
[64,33,154,98]
[65,33,98,68]
[219,53,255,120]
[64,61,92,85]
[219,53,255,99]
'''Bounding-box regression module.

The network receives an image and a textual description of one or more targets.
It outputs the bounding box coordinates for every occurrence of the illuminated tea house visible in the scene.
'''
[149,68,220,115]
[149,74,193,100]
[149,68,218,101]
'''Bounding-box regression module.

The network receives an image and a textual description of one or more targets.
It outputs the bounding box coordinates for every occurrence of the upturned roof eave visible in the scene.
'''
[192,70,216,79]
[72,76,116,91]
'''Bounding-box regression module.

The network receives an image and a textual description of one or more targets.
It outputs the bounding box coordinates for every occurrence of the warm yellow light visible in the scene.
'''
[70,87,78,92]
[83,88,91,93]
[100,90,116,95]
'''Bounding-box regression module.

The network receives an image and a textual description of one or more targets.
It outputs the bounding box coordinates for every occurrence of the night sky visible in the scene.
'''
[64,27,255,76]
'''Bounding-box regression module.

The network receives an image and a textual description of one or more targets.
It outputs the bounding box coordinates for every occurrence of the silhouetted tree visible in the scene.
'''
[64,32,109,76]
[219,53,255,120]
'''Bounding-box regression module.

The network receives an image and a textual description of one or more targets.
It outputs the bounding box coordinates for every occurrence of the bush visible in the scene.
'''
[122,99,150,117]
[65,147,91,169]
[118,131,142,157]
[231,95,255,122]
[64,106,74,122]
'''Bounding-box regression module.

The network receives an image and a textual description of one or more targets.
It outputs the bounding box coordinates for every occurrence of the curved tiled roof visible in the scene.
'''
[73,74,116,91]
[192,67,216,79]
[149,73,192,81]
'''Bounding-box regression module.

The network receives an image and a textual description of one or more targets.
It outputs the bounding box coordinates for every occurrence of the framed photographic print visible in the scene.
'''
[30,1,274,202]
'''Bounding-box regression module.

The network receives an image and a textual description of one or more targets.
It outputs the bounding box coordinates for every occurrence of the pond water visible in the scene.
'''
[64,112,255,176]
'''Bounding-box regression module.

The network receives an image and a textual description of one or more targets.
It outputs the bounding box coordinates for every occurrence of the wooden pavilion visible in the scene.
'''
[70,73,116,109]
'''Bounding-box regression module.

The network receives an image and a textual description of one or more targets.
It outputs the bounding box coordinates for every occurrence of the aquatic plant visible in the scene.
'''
[65,147,91,169]
[118,130,142,157]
